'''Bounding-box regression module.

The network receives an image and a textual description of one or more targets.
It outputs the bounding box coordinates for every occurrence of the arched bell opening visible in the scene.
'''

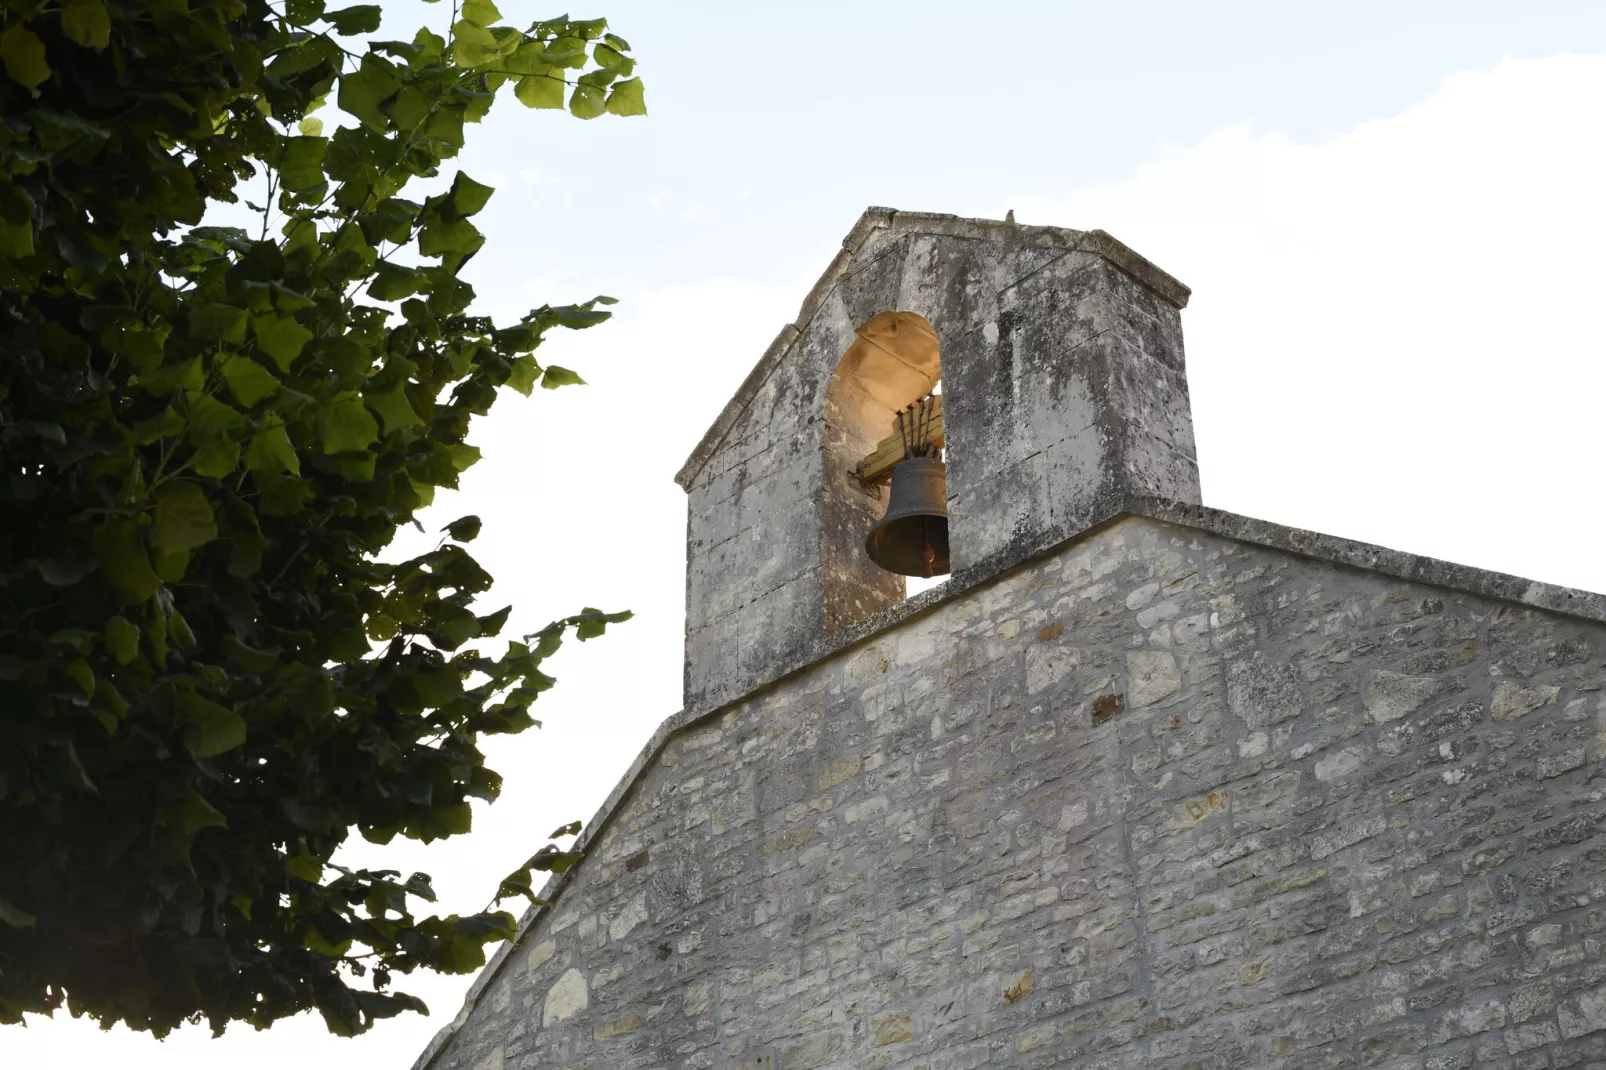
[821,310,948,633]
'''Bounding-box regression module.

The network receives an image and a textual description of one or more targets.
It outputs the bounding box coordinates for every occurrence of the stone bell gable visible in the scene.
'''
[675,209,1200,716]
[413,210,1606,1070]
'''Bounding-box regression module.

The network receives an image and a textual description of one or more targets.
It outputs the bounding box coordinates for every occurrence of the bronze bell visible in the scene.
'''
[865,455,951,578]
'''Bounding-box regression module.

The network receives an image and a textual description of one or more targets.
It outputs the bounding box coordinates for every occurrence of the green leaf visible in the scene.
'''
[526,843,582,873]
[0,893,36,929]
[303,926,352,958]
[286,0,326,24]
[190,304,249,344]
[549,820,582,838]
[592,43,628,70]
[575,607,632,640]
[146,597,168,664]
[460,0,501,27]
[452,911,514,941]
[606,77,647,117]
[251,313,314,371]
[220,356,280,407]
[385,84,430,132]
[413,25,445,62]
[555,301,614,328]
[63,657,95,698]
[444,515,481,542]
[1,24,50,92]
[445,443,481,471]
[153,482,217,556]
[61,0,112,50]
[439,801,472,835]
[285,848,322,883]
[317,451,375,482]
[424,103,465,147]
[515,73,564,110]
[105,617,139,665]
[223,634,279,673]
[448,173,495,219]
[0,217,33,258]
[505,355,539,395]
[138,356,203,395]
[317,397,379,453]
[450,20,497,67]
[338,55,401,131]
[540,365,585,389]
[187,392,244,436]
[365,380,422,434]
[506,41,552,76]
[169,789,228,837]
[477,604,511,638]
[160,789,228,862]
[192,439,241,479]
[187,393,245,440]
[52,741,96,792]
[568,83,605,120]
[324,3,381,34]
[418,219,484,258]
[246,420,301,476]
[368,262,419,301]
[106,323,168,371]
[168,609,197,649]
[274,136,328,192]
[152,546,191,583]
[132,406,184,444]
[99,520,159,604]
[181,690,247,759]
[92,680,127,733]
[36,556,97,586]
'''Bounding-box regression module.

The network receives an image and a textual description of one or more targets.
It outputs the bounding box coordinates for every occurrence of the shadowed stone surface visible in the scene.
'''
[418,514,1606,1070]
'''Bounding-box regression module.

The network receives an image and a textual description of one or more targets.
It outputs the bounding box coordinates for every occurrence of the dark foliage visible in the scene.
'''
[0,0,641,1036]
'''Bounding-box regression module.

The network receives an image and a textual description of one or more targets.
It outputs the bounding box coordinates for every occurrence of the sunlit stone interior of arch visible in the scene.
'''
[822,310,944,631]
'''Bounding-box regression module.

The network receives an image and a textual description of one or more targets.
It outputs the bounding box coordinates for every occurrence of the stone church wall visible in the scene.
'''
[425,515,1606,1070]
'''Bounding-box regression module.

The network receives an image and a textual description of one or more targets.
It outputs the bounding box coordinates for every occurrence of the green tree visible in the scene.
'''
[0,0,641,1037]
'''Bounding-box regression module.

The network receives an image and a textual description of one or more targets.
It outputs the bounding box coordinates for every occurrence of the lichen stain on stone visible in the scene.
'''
[542,968,588,1027]
[814,754,860,791]
[1092,692,1125,724]
[1003,970,1034,1003]
[524,939,555,973]
[870,1010,914,1047]
[593,1012,644,1040]
[1038,620,1063,641]
[1127,650,1181,707]
[1176,791,1229,828]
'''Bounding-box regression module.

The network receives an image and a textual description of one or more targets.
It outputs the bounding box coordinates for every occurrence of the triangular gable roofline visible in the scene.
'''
[411,492,1606,1070]
[672,207,1192,490]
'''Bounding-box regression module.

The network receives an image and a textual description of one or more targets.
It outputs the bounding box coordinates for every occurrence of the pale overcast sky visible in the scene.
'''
[10,2,1606,1067]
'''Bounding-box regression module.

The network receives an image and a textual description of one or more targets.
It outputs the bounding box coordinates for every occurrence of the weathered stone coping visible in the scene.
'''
[410,495,1606,1069]
[671,207,1192,491]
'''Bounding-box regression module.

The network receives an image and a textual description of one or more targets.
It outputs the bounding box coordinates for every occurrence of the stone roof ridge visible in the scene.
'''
[670,207,1191,491]
[410,495,1606,1070]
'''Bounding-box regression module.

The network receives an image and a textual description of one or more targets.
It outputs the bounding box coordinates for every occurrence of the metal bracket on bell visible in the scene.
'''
[864,395,950,578]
